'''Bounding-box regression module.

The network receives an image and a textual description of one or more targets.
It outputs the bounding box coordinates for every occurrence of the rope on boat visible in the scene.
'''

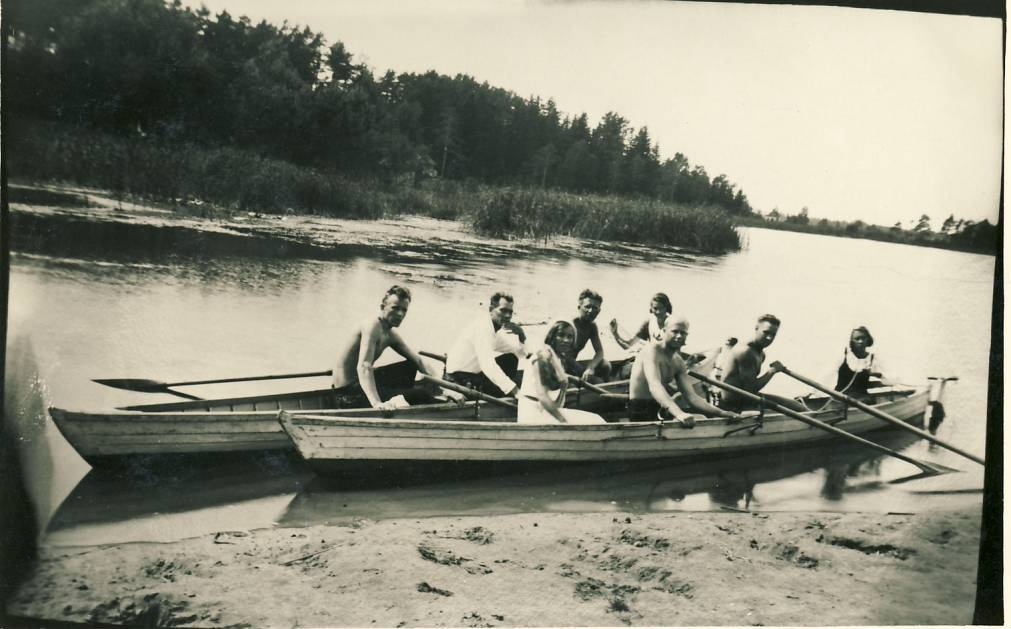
[797,370,859,413]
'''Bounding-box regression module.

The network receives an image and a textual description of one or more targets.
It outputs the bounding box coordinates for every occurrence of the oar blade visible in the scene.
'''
[889,461,961,484]
[93,378,169,393]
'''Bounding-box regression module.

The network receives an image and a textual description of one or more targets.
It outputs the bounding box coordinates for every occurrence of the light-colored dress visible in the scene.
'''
[517,346,605,425]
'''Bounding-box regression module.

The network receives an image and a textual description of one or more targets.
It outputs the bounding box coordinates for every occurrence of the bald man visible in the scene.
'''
[628,317,742,426]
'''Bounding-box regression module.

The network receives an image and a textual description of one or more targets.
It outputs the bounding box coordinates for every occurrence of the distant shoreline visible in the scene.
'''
[10,179,997,263]
[737,216,997,257]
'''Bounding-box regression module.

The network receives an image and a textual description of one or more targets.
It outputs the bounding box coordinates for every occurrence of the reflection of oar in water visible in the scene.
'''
[688,370,958,480]
[416,373,516,410]
[776,366,983,466]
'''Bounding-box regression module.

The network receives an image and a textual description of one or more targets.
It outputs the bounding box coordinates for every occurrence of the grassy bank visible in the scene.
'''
[473,188,740,253]
[9,119,741,254]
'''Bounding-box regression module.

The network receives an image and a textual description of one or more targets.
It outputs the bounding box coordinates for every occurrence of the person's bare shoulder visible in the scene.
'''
[730,344,751,360]
[358,316,384,340]
[640,341,661,361]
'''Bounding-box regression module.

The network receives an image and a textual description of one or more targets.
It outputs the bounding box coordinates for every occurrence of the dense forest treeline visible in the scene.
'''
[6,0,752,214]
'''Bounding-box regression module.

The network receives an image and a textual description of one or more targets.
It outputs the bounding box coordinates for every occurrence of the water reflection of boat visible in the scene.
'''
[277,429,923,526]
[45,451,313,532]
[48,360,626,465]
[280,386,928,481]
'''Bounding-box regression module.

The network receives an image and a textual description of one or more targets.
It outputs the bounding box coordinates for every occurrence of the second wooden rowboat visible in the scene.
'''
[279,385,930,481]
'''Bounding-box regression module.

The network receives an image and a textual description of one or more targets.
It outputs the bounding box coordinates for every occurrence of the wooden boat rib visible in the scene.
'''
[279,386,929,478]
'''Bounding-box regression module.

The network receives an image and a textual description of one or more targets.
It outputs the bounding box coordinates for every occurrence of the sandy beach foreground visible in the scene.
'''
[8,508,979,627]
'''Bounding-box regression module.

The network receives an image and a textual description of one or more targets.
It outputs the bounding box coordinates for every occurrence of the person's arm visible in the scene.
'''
[608,319,635,350]
[388,330,439,378]
[757,360,785,392]
[477,323,520,396]
[868,354,893,386]
[642,346,689,421]
[532,350,567,423]
[582,324,605,381]
[355,322,386,408]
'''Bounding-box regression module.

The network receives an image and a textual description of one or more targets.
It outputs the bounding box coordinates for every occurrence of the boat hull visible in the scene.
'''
[49,371,625,464]
[281,389,929,481]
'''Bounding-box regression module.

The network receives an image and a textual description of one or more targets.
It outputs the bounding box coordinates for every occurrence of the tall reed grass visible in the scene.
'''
[470,188,741,253]
[10,119,741,253]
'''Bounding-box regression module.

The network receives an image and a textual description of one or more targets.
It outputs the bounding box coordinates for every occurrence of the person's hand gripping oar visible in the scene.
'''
[775,364,983,466]
[688,369,959,482]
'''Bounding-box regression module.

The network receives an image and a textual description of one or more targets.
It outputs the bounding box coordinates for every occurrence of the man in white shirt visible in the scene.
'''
[445,292,528,397]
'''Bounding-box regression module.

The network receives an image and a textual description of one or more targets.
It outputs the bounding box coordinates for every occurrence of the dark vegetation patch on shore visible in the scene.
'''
[472,188,739,253]
[10,120,741,254]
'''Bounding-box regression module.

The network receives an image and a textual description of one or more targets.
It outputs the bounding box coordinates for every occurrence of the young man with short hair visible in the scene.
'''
[332,285,441,410]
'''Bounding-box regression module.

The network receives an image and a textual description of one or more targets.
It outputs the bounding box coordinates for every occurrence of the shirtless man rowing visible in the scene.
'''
[628,317,742,426]
[332,285,441,410]
[711,313,805,412]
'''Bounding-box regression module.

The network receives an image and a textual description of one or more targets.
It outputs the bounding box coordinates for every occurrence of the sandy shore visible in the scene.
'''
[7,508,980,627]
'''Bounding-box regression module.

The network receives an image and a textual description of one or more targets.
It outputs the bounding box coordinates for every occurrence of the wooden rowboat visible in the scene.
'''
[49,360,418,465]
[279,385,930,481]
[48,360,628,465]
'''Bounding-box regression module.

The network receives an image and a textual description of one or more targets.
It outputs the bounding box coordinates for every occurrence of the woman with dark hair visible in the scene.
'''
[831,326,888,399]
[608,292,673,351]
[517,321,606,424]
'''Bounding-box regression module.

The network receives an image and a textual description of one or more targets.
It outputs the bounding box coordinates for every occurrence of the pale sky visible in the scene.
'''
[189,0,1002,226]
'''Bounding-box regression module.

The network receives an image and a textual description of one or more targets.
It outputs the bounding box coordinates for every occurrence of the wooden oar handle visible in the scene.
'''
[420,350,448,363]
[418,373,516,410]
[169,370,333,387]
[567,375,611,396]
[688,370,948,476]
[778,366,983,466]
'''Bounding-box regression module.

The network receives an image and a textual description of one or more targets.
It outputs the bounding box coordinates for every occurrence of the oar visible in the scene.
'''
[423,349,628,401]
[776,366,983,466]
[94,369,334,395]
[567,375,632,397]
[688,370,957,479]
[417,373,517,410]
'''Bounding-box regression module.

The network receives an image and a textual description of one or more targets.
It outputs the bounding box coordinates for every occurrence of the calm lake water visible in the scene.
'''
[5,197,994,546]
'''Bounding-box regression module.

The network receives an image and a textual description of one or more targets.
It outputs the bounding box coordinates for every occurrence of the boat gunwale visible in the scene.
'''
[281,388,928,432]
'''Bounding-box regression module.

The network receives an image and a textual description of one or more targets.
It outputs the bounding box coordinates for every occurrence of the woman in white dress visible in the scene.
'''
[517,321,606,425]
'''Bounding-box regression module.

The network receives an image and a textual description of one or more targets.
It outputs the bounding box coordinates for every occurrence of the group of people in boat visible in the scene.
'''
[333,284,886,425]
